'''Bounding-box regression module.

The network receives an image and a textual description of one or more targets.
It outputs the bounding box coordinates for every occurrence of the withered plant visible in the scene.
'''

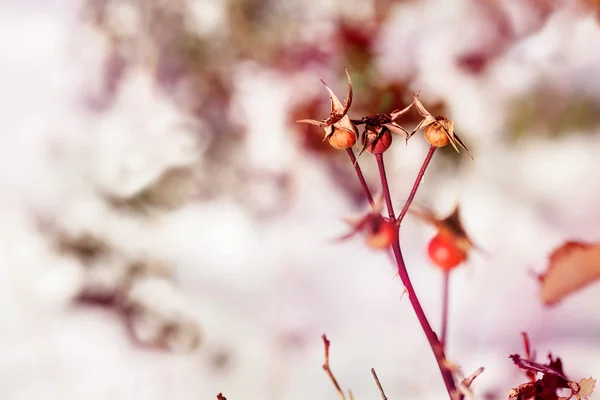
[292,70,596,400]
[296,68,475,400]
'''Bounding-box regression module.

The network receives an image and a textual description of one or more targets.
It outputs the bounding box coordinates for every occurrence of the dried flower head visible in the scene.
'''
[410,205,474,252]
[296,69,358,149]
[337,198,398,250]
[409,204,484,270]
[409,93,472,158]
[356,101,414,157]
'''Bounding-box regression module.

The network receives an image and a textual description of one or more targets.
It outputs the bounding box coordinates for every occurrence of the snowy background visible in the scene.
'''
[1,0,600,399]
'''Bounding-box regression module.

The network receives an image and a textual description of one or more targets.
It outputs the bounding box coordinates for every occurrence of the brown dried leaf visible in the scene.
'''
[540,241,600,306]
[574,377,596,400]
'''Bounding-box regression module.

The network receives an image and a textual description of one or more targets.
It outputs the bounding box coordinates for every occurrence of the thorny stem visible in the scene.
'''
[374,153,458,399]
[346,148,375,208]
[321,334,346,400]
[441,270,450,351]
[397,145,436,224]
[371,368,388,400]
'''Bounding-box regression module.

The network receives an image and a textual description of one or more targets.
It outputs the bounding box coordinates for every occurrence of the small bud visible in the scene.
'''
[328,127,358,149]
[427,231,467,271]
[410,93,473,159]
[337,198,398,250]
[361,126,393,155]
[408,204,486,271]
[365,217,398,249]
[424,118,451,148]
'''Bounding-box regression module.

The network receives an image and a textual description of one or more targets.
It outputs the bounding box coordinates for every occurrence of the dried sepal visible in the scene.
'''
[408,204,476,254]
[390,100,415,120]
[409,93,473,158]
[383,122,409,136]
[297,69,358,150]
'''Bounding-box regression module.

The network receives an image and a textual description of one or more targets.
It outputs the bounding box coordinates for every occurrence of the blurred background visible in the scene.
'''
[1,0,600,399]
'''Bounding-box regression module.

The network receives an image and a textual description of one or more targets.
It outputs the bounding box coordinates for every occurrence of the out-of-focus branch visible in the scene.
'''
[322,334,347,400]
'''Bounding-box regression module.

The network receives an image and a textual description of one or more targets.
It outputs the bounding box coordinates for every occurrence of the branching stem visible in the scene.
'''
[374,153,457,399]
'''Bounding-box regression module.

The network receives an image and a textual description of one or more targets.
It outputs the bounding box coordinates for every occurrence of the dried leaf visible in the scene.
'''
[574,377,596,400]
[539,241,600,306]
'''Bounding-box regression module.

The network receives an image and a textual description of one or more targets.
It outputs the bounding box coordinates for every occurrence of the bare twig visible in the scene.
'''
[346,148,375,208]
[397,145,436,224]
[322,334,346,400]
[371,368,388,400]
[441,270,450,350]
[375,153,458,399]
[457,367,485,400]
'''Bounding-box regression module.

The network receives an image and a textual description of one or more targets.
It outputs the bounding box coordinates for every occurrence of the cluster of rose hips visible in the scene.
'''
[297,69,474,272]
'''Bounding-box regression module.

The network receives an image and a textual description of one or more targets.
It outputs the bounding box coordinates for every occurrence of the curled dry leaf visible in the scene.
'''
[409,93,473,158]
[539,241,600,306]
[296,69,359,149]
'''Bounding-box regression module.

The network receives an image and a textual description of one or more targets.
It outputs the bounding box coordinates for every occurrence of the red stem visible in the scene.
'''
[397,145,436,224]
[441,270,450,351]
[375,153,457,399]
[346,148,374,208]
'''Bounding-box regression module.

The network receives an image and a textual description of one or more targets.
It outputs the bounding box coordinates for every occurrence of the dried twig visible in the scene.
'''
[371,368,388,400]
[322,334,346,400]
[457,367,485,400]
